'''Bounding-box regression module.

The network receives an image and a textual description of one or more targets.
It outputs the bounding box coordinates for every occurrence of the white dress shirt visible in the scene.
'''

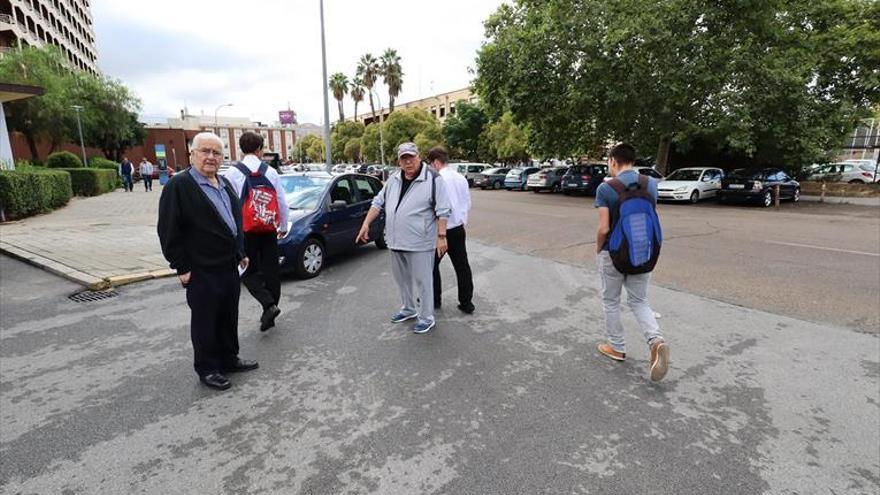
[223,155,290,232]
[439,166,471,229]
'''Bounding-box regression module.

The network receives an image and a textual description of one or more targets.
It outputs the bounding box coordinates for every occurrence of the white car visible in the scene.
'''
[603,166,665,183]
[809,162,877,183]
[657,167,724,203]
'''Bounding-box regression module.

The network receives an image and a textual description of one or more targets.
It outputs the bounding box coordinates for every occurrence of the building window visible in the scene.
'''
[440,106,446,118]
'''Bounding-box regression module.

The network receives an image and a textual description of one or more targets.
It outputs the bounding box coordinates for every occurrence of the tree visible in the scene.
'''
[0,46,76,160]
[381,48,403,113]
[357,53,381,122]
[443,101,489,160]
[329,72,349,122]
[350,77,365,122]
[298,134,325,162]
[331,120,365,162]
[485,112,529,163]
[66,73,145,161]
[474,0,880,172]
[360,109,443,163]
[343,140,362,163]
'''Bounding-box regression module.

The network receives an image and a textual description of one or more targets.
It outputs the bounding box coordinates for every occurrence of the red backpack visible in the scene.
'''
[233,162,280,234]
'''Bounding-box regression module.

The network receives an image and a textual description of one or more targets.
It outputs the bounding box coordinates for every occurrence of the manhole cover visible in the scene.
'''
[69,289,118,303]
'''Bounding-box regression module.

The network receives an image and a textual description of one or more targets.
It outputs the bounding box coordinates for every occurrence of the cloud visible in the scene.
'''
[91,0,504,124]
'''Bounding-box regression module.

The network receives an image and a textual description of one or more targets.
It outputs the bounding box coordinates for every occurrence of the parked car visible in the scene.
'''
[454,163,489,187]
[657,167,724,203]
[603,166,665,182]
[277,172,386,278]
[718,168,800,207]
[474,167,510,189]
[526,167,568,193]
[561,163,608,195]
[808,163,877,184]
[504,167,541,190]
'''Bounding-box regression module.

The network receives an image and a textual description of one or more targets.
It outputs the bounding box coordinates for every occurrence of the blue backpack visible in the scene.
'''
[607,175,662,274]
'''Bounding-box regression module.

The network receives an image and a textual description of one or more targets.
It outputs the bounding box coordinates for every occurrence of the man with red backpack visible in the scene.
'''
[594,143,669,382]
[224,131,289,332]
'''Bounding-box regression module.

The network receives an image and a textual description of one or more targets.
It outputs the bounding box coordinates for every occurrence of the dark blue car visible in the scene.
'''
[277,172,386,278]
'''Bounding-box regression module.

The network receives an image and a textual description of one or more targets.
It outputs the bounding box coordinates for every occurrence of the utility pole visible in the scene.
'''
[320,0,332,172]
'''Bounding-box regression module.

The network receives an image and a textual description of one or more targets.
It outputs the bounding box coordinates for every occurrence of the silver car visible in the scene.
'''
[454,163,490,187]
[808,163,877,183]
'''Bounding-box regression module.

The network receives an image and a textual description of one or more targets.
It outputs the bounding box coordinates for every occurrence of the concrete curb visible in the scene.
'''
[0,242,176,290]
[800,195,880,206]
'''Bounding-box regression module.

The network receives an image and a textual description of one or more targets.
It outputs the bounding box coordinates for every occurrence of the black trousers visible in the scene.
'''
[143,176,153,191]
[242,232,281,310]
[186,265,240,376]
[433,225,474,306]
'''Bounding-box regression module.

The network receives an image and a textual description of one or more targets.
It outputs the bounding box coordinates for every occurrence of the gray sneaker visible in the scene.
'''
[413,319,435,334]
[391,311,418,323]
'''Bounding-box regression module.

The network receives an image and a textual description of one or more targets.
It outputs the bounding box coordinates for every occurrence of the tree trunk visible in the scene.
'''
[368,93,376,123]
[389,96,395,113]
[656,135,672,175]
[25,133,39,161]
[353,102,359,123]
[337,100,345,122]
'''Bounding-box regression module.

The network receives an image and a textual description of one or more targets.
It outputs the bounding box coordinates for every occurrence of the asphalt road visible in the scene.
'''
[2,239,878,494]
[466,188,880,332]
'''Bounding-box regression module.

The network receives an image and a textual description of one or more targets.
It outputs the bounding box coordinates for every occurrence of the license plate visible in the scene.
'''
[568,183,579,187]
[728,184,745,189]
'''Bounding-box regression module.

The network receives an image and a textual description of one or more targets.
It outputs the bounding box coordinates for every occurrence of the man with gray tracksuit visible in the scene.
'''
[357,142,451,334]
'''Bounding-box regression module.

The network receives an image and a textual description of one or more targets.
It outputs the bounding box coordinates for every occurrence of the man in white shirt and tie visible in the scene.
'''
[427,146,475,314]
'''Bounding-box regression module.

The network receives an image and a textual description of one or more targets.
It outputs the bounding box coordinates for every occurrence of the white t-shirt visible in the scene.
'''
[439,166,471,229]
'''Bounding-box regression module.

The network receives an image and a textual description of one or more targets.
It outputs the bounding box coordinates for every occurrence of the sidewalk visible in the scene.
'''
[0,185,173,289]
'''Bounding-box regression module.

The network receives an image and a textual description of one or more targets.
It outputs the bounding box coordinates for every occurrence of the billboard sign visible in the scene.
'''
[279,110,297,125]
[155,144,166,159]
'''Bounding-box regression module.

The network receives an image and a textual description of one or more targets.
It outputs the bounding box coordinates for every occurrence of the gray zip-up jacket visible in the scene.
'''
[371,164,451,252]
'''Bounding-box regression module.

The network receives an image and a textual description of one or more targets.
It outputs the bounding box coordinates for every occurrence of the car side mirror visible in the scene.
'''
[329,200,348,211]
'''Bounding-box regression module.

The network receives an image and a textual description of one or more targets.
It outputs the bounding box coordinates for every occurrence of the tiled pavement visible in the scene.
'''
[0,185,173,289]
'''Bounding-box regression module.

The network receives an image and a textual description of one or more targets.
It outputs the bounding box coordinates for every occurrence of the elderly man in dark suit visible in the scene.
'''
[157,132,258,391]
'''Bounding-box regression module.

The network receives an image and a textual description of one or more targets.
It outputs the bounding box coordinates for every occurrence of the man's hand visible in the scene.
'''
[178,272,191,287]
[239,257,249,271]
[356,223,370,244]
[436,237,448,258]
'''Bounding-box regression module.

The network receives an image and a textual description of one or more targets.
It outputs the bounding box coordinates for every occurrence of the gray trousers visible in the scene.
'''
[390,249,435,323]
[597,251,663,353]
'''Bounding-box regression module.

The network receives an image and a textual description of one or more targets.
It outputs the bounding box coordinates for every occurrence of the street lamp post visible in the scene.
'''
[319,0,332,172]
[370,89,386,166]
[214,103,233,125]
[71,105,86,167]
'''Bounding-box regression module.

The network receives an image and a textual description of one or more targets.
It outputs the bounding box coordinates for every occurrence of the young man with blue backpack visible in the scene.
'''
[594,143,669,382]
[224,131,288,332]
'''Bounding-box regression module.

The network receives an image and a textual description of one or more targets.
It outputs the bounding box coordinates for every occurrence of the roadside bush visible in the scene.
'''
[0,169,72,220]
[57,168,118,196]
[89,156,118,170]
[46,151,83,169]
[15,159,44,169]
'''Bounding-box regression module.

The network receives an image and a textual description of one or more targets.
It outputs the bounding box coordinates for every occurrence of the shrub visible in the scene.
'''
[57,168,118,196]
[46,151,83,169]
[0,169,72,220]
[15,159,43,169]
[89,156,119,170]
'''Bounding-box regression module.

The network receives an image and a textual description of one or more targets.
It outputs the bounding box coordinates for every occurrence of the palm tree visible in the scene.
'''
[357,53,380,122]
[350,77,365,122]
[329,72,349,122]
[381,48,403,113]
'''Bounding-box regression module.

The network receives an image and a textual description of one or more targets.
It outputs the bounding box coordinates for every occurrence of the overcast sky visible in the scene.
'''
[92,0,504,125]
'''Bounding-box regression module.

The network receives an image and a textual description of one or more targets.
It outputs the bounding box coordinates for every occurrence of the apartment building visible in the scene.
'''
[0,0,99,74]
[352,87,477,126]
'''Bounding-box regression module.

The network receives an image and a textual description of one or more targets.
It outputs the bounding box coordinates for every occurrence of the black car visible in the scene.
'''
[474,167,511,190]
[718,168,800,207]
[561,164,608,195]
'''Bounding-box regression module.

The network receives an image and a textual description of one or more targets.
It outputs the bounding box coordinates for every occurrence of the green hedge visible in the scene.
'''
[0,169,72,219]
[89,156,119,170]
[47,151,84,169]
[57,168,118,196]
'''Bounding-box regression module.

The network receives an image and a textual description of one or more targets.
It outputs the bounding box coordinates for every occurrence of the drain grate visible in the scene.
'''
[69,289,118,303]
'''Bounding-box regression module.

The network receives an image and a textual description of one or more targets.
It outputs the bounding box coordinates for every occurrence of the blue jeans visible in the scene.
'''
[122,174,133,191]
[597,251,663,353]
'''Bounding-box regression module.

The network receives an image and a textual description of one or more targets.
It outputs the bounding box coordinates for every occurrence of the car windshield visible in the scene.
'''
[508,169,523,176]
[484,168,504,174]
[666,169,703,181]
[728,169,765,180]
[280,176,332,210]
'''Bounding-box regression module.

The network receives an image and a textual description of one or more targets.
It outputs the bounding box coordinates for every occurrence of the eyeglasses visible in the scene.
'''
[194,148,223,157]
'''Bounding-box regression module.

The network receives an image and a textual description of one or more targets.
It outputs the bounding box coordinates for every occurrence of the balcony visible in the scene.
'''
[0,13,14,26]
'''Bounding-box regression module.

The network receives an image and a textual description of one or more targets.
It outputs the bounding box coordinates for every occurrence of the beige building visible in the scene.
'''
[352,87,477,125]
[0,0,99,74]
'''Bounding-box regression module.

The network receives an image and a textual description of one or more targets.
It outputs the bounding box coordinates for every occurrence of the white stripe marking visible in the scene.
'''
[765,240,880,257]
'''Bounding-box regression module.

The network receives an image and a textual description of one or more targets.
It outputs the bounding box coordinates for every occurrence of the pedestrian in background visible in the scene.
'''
[139,157,154,192]
[356,142,451,334]
[157,132,257,391]
[119,156,134,192]
[593,143,669,382]
[427,146,475,314]
[224,131,289,332]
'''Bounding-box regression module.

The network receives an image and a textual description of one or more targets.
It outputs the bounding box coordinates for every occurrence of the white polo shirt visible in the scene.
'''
[439,166,471,229]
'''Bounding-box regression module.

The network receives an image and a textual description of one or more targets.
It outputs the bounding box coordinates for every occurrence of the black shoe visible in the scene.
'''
[223,358,259,373]
[434,301,442,310]
[199,373,231,390]
[457,303,475,314]
[260,304,281,332]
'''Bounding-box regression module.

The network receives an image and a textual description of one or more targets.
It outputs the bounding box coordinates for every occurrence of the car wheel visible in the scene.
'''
[493,180,502,190]
[689,190,699,204]
[552,183,561,193]
[374,229,388,249]
[563,190,571,196]
[294,237,324,279]
[532,188,540,193]
[792,187,800,203]
[762,190,773,208]
[848,179,864,184]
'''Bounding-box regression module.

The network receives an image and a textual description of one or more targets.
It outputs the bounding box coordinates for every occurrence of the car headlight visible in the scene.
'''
[675,186,689,192]
[752,181,763,191]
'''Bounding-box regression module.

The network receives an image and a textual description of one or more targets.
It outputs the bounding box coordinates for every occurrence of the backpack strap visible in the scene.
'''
[232,162,252,202]
[256,162,269,176]
[427,167,438,209]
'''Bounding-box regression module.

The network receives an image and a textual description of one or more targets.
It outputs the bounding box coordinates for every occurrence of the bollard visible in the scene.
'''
[820,182,826,203]
[774,184,780,208]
